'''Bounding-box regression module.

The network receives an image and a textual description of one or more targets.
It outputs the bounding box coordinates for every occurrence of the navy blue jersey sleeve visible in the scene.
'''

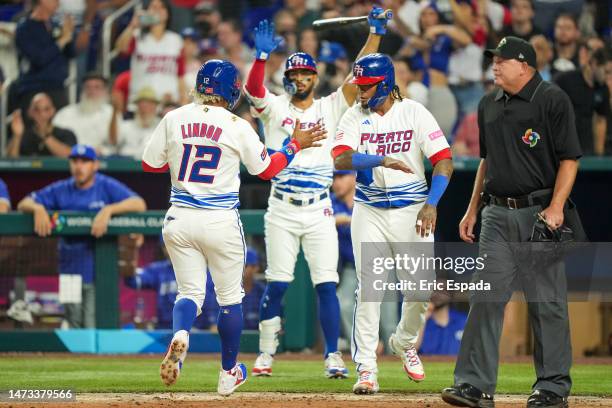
[102,175,138,204]
[0,178,10,204]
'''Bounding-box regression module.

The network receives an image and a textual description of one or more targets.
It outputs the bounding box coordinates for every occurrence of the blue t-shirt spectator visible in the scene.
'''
[419,308,468,355]
[30,174,137,283]
[331,192,354,268]
[0,178,10,210]
[410,34,453,87]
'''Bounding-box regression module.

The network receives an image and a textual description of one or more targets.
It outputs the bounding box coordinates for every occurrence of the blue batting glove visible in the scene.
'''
[367,6,392,35]
[254,19,281,60]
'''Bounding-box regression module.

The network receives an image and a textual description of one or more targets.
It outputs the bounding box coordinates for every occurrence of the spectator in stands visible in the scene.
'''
[57,0,97,83]
[13,0,75,112]
[0,14,19,83]
[193,1,221,39]
[110,87,160,159]
[274,9,298,55]
[500,0,542,41]
[384,0,421,35]
[286,0,320,33]
[417,291,467,355]
[555,46,610,156]
[401,2,472,139]
[7,93,77,158]
[530,34,554,81]
[0,178,10,213]
[53,73,113,155]
[111,70,130,114]
[532,0,584,35]
[299,28,319,60]
[317,41,350,97]
[17,144,146,328]
[393,58,428,106]
[451,111,480,158]
[115,0,187,106]
[180,27,202,96]
[160,101,180,117]
[551,13,581,75]
[217,19,251,74]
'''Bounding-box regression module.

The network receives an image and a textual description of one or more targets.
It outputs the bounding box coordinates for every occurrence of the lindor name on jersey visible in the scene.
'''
[142,103,271,210]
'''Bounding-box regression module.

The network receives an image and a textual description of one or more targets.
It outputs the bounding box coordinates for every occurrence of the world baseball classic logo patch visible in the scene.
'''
[522,128,540,147]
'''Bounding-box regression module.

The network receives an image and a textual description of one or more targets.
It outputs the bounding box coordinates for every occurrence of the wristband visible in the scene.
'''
[255,51,269,60]
[351,152,384,169]
[426,174,450,207]
[279,138,301,164]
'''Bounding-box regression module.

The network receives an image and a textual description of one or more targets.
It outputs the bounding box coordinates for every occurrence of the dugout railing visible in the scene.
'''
[0,210,315,353]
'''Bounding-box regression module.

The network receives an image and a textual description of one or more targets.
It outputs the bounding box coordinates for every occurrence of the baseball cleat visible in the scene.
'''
[252,352,273,376]
[353,370,379,394]
[389,333,425,382]
[324,351,348,379]
[217,362,248,396]
[160,330,189,386]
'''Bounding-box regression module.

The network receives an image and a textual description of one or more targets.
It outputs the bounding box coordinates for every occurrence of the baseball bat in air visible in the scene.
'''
[312,9,392,31]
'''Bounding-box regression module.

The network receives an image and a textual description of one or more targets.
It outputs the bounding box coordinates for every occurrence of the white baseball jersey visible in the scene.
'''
[244,86,349,198]
[334,99,450,208]
[128,31,184,103]
[142,103,271,210]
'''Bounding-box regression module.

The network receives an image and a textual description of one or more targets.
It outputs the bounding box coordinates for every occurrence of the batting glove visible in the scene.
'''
[367,6,392,35]
[254,19,282,60]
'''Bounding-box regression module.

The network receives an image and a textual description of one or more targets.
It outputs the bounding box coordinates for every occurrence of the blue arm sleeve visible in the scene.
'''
[425,174,450,207]
[0,179,10,202]
[351,152,384,170]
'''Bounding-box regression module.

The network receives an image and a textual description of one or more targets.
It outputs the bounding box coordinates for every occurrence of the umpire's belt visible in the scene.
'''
[483,189,552,210]
[273,190,328,206]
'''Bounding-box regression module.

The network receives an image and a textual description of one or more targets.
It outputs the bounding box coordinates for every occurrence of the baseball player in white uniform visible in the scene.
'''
[142,59,326,396]
[243,9,392,378]
[332,53,454,394]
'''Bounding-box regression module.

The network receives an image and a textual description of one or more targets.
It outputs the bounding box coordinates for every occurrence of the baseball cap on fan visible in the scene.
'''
[484,36,537,68]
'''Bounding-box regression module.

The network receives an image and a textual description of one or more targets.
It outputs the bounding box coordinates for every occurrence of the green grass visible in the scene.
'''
[0,357,610,396]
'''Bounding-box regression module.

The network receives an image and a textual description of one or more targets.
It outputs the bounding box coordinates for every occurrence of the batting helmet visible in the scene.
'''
[349,53,395,109]
[195,59,241,110]
[283,52,317,95]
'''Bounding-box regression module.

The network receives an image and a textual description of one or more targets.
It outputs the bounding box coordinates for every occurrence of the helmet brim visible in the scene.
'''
[285,66,318,74]
[349,75,385,85]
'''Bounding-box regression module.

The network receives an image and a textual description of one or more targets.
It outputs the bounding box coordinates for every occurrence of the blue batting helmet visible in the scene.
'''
[349,53,395,109]
[195,59,241,110]
[283,52,317,95]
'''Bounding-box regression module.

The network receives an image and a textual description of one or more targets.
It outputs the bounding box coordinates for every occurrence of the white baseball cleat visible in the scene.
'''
[352,370,379,394]
[160,330,189,386]
[324,351,348,378]
[217,362,248,396]
[252,352,273,376]
[388,333,425,382]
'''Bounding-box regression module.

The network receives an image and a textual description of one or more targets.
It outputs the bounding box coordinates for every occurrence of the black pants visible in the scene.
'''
[453,204,572,397]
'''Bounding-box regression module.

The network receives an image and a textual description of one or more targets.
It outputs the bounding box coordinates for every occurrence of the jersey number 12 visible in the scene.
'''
[177,144,221,183]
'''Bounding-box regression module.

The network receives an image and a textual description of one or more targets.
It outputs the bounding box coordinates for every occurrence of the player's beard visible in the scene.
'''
[293,88,312,100]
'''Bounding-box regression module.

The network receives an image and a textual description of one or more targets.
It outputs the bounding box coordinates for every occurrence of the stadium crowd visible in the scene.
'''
[0,0,610,158]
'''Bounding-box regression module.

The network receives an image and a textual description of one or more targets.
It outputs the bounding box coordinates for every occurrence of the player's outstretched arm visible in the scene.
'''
[415,158,453,238]
[257,119,327,180]
[341,6,391,104]
[332,145,413,174]
[245,19,282,98]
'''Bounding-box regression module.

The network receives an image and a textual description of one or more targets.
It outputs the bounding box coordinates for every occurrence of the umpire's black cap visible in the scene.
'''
[484,36,537,68]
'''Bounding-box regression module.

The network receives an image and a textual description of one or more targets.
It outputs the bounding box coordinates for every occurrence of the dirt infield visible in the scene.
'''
[2,393,612,408]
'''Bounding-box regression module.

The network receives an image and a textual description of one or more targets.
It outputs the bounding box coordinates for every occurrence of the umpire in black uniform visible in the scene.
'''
[441,37,583,408]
